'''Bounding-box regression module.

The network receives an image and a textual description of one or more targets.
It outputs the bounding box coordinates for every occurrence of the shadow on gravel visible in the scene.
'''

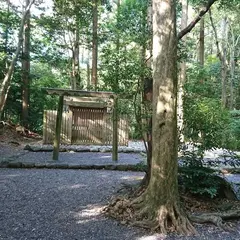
[1,169,240,240]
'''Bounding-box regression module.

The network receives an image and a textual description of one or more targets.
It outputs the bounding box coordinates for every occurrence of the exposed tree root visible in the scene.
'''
[190,209,240,231]
[104,194,197,235]
[104,190,240,236]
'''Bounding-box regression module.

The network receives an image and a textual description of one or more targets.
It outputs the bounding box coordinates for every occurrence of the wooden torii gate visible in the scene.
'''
[43,88,118,161]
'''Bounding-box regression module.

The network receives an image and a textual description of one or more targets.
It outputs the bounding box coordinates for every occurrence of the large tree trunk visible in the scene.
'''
[91,0,98,90]
[21,0,31,127]
[0,0,35,119]
[132,0,196,234]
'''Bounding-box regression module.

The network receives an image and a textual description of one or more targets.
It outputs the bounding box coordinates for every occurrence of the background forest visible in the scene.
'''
[0,0,239,151]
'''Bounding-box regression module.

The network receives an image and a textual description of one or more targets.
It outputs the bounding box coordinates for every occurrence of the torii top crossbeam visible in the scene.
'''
[43,88,116,98]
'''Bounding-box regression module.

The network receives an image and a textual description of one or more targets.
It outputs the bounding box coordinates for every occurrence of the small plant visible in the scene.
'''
[179,165,222,198]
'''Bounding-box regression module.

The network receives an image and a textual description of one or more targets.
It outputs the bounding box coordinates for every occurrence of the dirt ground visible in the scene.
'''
[0,124,41,158]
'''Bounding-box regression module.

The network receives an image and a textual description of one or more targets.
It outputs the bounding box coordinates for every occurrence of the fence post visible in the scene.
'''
[53,95,64,160]
[112,97,118,161]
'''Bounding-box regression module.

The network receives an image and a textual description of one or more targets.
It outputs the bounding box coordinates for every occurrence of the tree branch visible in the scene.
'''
[178,0,219,40]
[208,8,222,61]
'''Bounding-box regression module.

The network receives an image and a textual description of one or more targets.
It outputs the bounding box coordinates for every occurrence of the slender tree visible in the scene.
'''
[209,10,228,108]
[71,15,80,90]
[199,17,204,65]
[92,0,98,90]
[22,0,31,127]
[0,0,35,119]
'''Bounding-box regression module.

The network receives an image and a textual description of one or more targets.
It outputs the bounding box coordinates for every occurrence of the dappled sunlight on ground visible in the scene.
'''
[121,175,144,181]
[136,235,167,240]
[73,204,104,224]
[99,155,112,159]
[58,183,88,190]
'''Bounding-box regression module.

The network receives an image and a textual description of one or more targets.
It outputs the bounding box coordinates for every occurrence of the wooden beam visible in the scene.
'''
[53,95,64,160]
[64,101,108,109]
[112,97,118,161]
[42,88,116,99]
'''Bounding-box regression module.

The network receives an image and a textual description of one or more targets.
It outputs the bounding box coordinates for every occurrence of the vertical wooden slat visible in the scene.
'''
[44,106,129,146]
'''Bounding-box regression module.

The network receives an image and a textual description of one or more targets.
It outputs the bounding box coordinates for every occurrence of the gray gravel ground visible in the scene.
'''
[15,151,144,166]
[1,168,240,240]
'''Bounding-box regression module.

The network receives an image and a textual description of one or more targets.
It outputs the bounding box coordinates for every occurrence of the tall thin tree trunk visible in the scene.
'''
[221,17,228,108]
[0,0,35,119]
[87,49,91,90]
[199,17,204,65]
[3,2,10,72]
[229,48,235,109]
[209,10,228,108]
[91,0,98,90]
[71,22,80,90]
[229,27,240,109]
[178,0,188,143]
[21,0,31,127]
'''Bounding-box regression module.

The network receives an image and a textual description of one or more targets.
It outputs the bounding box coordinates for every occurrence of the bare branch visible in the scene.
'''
[178,0,219,40]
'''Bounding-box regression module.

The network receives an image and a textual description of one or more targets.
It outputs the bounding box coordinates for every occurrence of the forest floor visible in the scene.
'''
[0,126,240,239]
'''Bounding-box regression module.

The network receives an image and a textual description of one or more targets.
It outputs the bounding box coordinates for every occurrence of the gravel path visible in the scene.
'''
[0,169,145,240]
[15,151,144,165]
[1,169,240,240]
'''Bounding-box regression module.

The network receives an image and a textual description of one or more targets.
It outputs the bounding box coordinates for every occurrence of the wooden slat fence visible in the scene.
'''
[43,110,72,144]
[43,108,128,146]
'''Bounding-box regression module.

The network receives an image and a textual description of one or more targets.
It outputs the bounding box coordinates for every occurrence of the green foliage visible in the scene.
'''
[184,63,240,150]
[183,63,231,150]
[222,110,240,150]
[179,166,221,198]
[29,63,68,132]
[184,97,230,149]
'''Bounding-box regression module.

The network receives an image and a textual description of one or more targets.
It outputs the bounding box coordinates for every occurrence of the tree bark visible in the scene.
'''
[132,0,196,234]
[178,0,188,143]
[91,0,98,90]
[87,49,91,91]
[0,0,35,119]
[21,0,31,127]
[71,18,80,90]
[209,11,228,108]
[221,17,228,108]
[229,26,239,109]
[199,17,204,66]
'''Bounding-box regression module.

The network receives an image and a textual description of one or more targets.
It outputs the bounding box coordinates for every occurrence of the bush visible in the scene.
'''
[183,97,230,150]
[223,110,240,150]
[179,166,221,198]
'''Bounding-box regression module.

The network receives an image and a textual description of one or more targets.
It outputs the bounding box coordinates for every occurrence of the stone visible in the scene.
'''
[90,147,99,152]
[8,162,22,168]
[22,162,35,168]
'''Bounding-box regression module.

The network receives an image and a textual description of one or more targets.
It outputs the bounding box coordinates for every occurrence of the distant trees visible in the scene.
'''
[21,0,31,127]
[0,0,35,120]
